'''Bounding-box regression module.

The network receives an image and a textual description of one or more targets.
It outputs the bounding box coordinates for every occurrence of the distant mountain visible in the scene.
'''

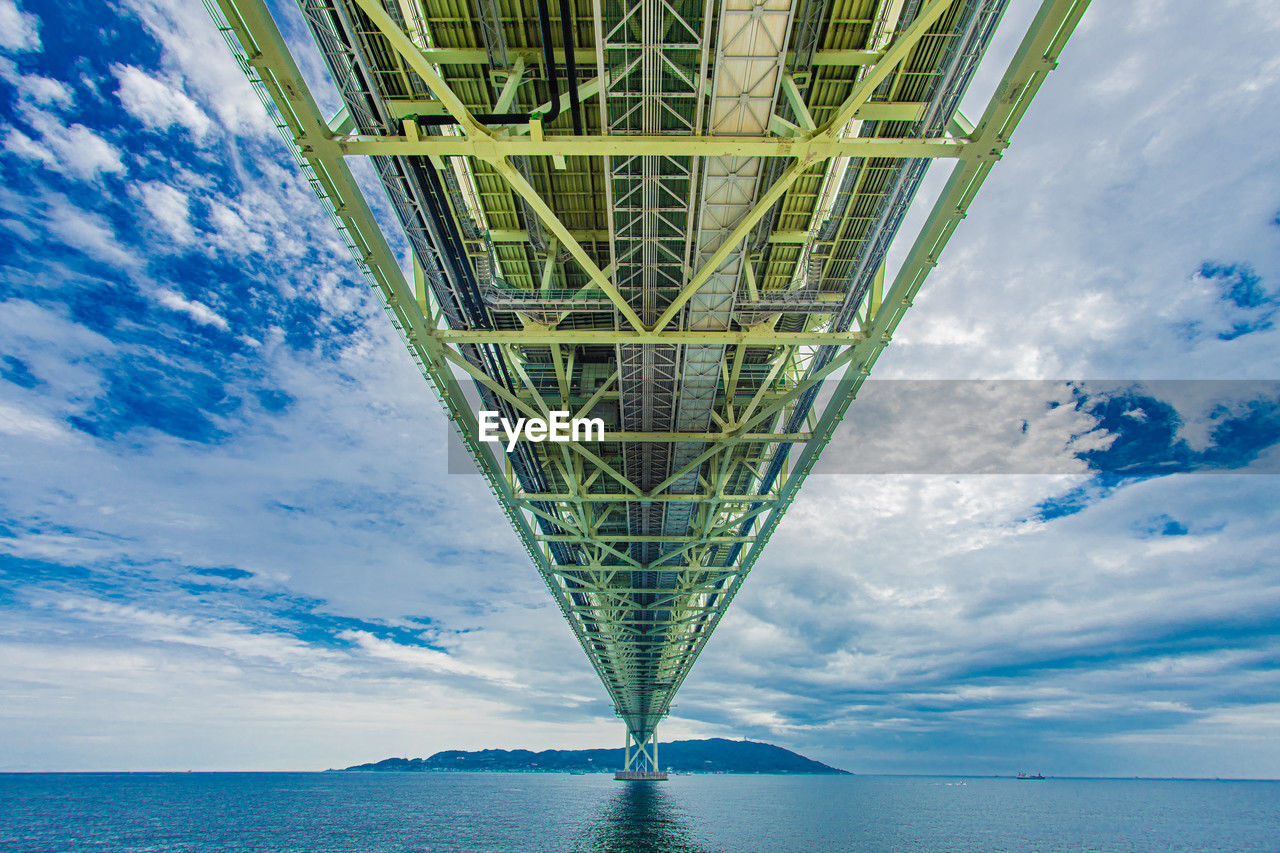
[336,738,849,774]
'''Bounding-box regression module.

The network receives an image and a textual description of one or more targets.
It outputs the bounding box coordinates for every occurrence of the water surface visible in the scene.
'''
[1,772,1275,852]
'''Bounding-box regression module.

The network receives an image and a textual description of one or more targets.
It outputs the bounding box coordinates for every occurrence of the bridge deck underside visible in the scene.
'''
[209,0,1087,769]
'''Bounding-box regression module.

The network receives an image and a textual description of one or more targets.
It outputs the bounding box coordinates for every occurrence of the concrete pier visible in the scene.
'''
[614,771,668,781]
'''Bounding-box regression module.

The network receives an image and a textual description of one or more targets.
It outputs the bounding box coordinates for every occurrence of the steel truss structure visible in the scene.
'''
[207,0,1087,772]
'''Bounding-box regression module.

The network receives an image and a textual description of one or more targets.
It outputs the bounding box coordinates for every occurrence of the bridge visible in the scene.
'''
[207,0,1086,775]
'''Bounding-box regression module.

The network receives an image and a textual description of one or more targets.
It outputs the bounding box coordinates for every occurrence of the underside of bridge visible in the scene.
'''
[209,0,1086,773]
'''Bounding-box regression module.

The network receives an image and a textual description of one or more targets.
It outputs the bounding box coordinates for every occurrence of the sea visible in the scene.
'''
[1,772,1276,852]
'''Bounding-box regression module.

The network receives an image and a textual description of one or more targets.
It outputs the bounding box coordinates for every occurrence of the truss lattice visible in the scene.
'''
[207,0,1088,771]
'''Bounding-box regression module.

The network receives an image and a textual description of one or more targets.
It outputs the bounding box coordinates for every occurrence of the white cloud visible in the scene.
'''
[54,123,124,179]
[41,196,138,269]
[138,181,194,243]
[49,596,344,676]
[4,108,124,180]
[207,200,267,254]
[339,630,518,686]
[117,0,273,136]
[153,289,229,330]
[0,0,39,53]
[18,74,72,107]
[0,298,116,401]
[112,64,212,140]
[0,400,70,441]
[2,126,53,166]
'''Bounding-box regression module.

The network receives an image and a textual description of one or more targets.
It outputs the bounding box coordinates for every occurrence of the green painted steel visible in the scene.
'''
[207,0,1088,774]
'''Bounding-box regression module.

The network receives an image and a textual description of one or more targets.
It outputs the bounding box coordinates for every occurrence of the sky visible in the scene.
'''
[1,0,1278,776]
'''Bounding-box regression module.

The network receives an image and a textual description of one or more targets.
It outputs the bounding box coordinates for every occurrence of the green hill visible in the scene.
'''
[337,737,848,774]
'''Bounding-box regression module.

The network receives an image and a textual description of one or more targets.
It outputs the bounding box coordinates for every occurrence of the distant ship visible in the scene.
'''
[1016,772,1046,780]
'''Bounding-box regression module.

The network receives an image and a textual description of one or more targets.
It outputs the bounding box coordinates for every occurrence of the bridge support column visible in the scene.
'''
[615,728,667,780]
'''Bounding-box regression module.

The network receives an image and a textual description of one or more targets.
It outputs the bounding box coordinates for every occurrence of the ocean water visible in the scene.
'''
[1,772,1276,852]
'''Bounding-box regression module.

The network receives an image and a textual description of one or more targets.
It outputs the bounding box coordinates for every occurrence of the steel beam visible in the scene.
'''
[337,134,967,159]
[370,46,886,67]
[649,0,959,333]
[431,328,863,346]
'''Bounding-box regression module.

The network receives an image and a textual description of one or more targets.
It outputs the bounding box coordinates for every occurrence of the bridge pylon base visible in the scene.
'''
[614,770,668,781]
[619,727,664,779]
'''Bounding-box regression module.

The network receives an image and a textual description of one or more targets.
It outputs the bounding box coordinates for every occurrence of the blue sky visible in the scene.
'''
[1,0,1278,776]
